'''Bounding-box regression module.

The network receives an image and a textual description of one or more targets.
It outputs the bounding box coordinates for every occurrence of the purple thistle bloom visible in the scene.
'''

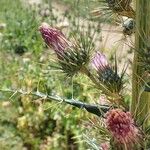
[105,109,141,148]
[92,52,123,93]
[39,22,71,57]
[92,52,109,72]
[100,142,110,150]
[39,22,90,76]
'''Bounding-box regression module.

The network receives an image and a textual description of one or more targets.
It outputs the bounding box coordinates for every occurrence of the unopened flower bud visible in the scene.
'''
[39,22,71,58]
[92,52,122,93]
[92,52,109,72]
[39,23,90,76]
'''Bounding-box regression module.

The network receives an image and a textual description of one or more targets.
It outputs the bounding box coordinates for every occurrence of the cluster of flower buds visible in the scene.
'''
[92,52,123,93]
[39,22,90,76]
[39,22,144,150]
[105,109,141,149]
[106,0,135,18]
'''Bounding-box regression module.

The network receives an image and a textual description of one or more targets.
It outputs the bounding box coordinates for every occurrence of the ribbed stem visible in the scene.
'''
[131,0,150,130]
[0,88,110,117]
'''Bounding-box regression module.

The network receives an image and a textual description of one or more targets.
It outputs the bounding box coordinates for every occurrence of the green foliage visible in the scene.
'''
[0,1,101,149]
[1,0,145,149]
[0,0,43,55]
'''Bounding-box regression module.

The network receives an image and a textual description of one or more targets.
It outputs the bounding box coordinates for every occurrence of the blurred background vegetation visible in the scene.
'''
[0,0,131,149]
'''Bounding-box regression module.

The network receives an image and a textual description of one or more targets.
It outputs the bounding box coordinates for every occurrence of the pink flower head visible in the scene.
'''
[105,109,140,147]
[101,142,110,150]
[92,52,109,72]
[39,22,71,56]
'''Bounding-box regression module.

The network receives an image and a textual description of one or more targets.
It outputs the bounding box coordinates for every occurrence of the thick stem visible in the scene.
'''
[0,88,110,117]
[131,0,150,130]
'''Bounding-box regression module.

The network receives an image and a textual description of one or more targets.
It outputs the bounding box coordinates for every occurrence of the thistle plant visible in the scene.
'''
[39,22,91,77]
[38,21,135,149]
[2,0,150,149]
[38,0,150,148]
[27,4,149,146]
[92,52,124,94]
[105,109,142,149]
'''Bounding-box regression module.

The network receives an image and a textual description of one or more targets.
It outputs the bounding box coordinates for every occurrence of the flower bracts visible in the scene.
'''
[39,23,90,76]
[92,52,123,93]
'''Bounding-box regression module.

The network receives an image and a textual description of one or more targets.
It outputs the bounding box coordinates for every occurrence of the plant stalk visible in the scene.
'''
[131,0,150,130]
[0,88,110,117]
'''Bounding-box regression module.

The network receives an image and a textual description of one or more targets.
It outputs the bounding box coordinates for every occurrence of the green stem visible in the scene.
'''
[0,88,110,117]
[131,0,150,130]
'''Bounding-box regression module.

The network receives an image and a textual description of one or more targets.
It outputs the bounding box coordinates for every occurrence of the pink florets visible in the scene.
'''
[105,109,140,146]
[101,142,110,150]
[92,52,109,72]
[39,22,71,56]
